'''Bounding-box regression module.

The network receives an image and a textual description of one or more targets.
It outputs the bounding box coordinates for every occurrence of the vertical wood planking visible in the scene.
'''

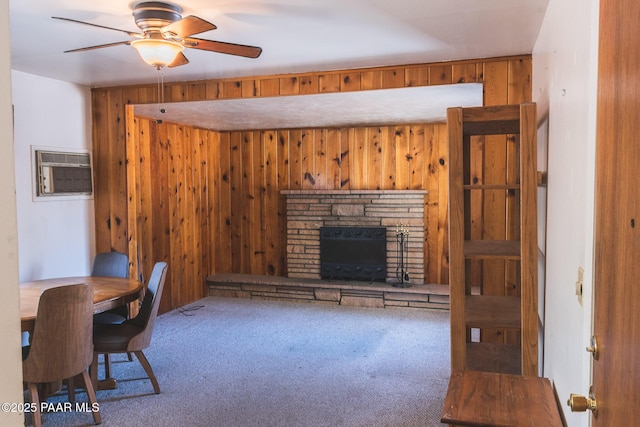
[216,133,233,272]
[170,124,186,306]
[349,128,368,188]
[182,125,194,303]
[276,130,290,273]
[279,76,299,95]
[252,130,265,273]
[314,129,328,189]
[429,65,453,86]
[395,126,411,189]
[222,81,243,98]
[229,132,244,272]
[205,81,220,100]
[263,130,279,274]
[422,124,437,282]
[125,107,140,281]
[137,117,154,280]
[380,127,395,190]
[319,74,341,93]
[469,135,485,288]
[361,70,383,90]
[193,128,208,298]
[326,129,342,189]
[368,127,383,189]
[482,60,510,344]
[260,78,280,97]
[240,131,253,273]
[406,66,429,87]
[299,75,319,94]
[447,107,466,372]
[340,72,361,92]
[382,68,405,88]
[409,125,426,190]
[92,90,112,253]
[452,63,479,84]
[435,124,450,285]
[94,56,532,311]
[289,130,303,189]
[339,128,351,189]
[206,131,219,275]
[152,122,172,309]
[301,129,315,189]
[108,89,129,253]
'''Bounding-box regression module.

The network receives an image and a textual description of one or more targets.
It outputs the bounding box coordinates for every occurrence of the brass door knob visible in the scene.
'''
[567,387,597,415]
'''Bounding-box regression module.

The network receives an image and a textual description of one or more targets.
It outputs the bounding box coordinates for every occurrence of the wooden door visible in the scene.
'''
[592,0,640,424]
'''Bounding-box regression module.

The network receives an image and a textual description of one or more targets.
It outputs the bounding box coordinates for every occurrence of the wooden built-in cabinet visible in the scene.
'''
[447,103,538,376]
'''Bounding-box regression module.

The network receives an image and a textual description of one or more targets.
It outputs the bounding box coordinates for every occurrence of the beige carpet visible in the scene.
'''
[30,296,451,427]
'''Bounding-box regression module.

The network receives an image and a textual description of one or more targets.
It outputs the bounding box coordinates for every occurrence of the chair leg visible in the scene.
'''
[104,354,111,379]
[90,353,99,388]
[80,370,101,425]
[27,382,42,427]
[66,377,75,403]
[134,350,160,394]
[127,352,133,361]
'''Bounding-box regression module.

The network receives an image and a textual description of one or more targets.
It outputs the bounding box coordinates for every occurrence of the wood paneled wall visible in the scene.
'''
[92,56,532,312]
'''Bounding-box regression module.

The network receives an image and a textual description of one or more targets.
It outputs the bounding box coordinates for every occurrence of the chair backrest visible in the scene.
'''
[128,262,168,351]
[91,251,129,278]
[23,284,94,383]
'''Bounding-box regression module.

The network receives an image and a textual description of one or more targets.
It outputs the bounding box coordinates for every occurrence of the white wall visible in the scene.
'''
[12,70,95,281]
[0,2,28,426]
[533,0,599,425]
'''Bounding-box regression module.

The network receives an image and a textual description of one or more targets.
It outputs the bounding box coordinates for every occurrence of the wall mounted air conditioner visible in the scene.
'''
[34,149,93,197]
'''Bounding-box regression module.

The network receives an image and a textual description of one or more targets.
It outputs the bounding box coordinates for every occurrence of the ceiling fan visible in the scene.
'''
[53,1,262,69]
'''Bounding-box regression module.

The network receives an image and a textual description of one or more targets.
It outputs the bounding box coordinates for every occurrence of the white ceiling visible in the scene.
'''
[10,0,549,88]
[135,83,483,130]
[9,0,548,129]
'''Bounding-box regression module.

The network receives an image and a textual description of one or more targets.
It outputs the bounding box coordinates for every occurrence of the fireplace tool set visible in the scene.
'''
[394,223,411,288]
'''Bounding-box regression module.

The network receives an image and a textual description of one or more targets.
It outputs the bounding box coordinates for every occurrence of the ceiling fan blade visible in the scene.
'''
[184,37,262,58]
[52,16,141,38]
[64,41,131,53]
[162,15,216,38]
[168,52,189,68]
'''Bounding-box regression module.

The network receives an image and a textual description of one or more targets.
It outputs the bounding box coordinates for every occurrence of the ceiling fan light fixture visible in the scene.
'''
[131,38,184,68]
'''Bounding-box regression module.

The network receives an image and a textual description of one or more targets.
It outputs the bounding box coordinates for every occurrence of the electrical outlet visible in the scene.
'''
[575,266,584,306]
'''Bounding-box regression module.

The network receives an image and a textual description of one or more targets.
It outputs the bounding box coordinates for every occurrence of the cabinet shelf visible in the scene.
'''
[465,295,521,330]
[448,103,538,377]
[466,342,522,375]
[464,240,520,259]
[463,184,520,190]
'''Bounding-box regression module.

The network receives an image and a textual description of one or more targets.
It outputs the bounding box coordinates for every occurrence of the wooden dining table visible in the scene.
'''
[20,276,144,333]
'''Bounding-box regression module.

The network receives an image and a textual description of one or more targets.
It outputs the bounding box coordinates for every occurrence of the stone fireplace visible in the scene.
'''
[282,190,428,285]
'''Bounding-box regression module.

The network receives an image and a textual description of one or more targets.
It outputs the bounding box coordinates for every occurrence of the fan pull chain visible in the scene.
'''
[156,69,167,122]
[160,69,165,106]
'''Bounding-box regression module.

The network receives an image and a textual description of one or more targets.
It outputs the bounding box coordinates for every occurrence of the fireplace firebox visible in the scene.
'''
[319,226,386,282]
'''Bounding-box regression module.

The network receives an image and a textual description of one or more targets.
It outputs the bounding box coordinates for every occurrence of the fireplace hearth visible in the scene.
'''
[319,226,387,282]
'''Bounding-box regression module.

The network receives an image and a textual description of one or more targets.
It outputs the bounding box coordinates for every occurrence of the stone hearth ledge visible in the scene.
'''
[207,273,449,310]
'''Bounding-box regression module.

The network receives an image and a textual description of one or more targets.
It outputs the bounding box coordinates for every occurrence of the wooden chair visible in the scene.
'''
[92,251,130,325]
[92,251,132,374]
[92,262,168,394]
[91,251,129,278]
[22,284,101,427]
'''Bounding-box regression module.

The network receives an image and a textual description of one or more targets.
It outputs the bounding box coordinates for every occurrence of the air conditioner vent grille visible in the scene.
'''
[34,149,93,197]
[39,151,91,167]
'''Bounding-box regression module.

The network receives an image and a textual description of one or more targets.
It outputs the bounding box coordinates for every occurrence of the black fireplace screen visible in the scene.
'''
[319,226,386,281]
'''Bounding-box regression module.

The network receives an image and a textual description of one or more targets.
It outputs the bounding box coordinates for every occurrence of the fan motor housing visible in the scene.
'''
[133,1,182,31]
